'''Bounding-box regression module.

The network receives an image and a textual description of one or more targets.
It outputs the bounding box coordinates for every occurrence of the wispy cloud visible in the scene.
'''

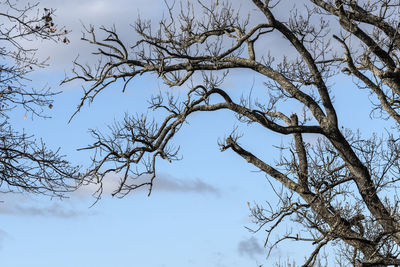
[74,172,220,197]
[153,176,220,196]
[238,237,264,259]
[0,202,86,218]
[0,194,91,218]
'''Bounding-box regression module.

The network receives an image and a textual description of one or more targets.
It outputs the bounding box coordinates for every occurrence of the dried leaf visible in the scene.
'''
[48,103,53,109]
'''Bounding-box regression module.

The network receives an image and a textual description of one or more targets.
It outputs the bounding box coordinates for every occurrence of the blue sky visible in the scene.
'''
[0,0,393,266]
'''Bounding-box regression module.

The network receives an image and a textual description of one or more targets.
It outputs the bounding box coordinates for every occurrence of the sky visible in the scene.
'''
[0,0,394,266]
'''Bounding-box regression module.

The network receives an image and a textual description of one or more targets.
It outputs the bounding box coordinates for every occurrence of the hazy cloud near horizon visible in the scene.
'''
[0,201,89,218]
[0,193,92,218]
[0,229,9,250]
[0,172,220,218]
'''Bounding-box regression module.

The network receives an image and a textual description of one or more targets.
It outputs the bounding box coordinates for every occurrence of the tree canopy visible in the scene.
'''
[0,1,78,197]
[64,0,400,266]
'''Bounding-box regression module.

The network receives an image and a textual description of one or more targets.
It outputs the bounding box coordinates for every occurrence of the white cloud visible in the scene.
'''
[27,0,305,72]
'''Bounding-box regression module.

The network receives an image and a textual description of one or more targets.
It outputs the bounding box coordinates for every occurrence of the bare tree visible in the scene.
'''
[0,1,79,197]
[64,0,400,265]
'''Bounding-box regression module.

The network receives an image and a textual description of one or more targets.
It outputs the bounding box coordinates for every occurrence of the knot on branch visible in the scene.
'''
[220,135,234,152]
